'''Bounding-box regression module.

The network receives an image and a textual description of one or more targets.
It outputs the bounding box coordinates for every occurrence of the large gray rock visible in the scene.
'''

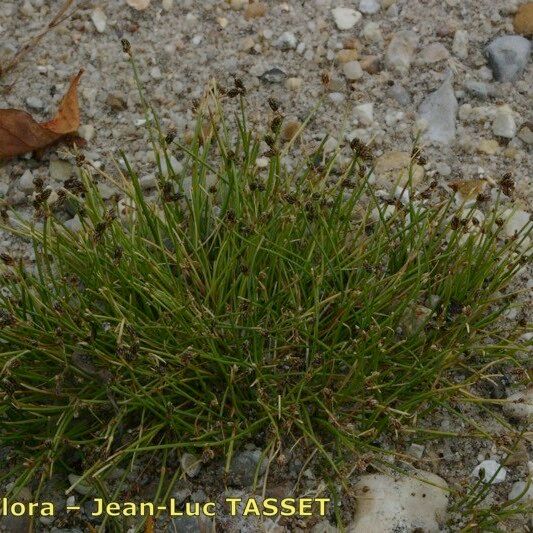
[347,470,449,532]
[485,35,531,81]
[419,76,458,144]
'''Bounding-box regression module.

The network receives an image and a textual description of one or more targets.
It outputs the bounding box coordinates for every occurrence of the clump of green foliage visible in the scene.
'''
[0,82,530,507]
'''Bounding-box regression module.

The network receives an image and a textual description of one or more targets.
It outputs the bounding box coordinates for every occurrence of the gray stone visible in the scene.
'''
[417,42,449,64]
[485,35,531,81]
[508,481,533,504]
[464,80,490,98]
[275,31,297,50]
[229,449,267,486]
[259,67,287,84]
[387,83,411,105]
[452,29,469,59]
[49,159,75,181]
[180,453,201,478]
[386,31,419,74]
[503,387,533,421]
[343,60,364,80]
[492,105,517,138]
[19,169,34,192]
[25,96,44,110]
[359,0,380,14]
[419,76,458,144]
[140,173,157,190]
[331,7,362,30]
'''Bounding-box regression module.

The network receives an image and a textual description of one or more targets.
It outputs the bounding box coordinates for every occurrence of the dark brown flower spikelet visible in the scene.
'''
[270,115,283,134]
[350,138,373,161]
[0,253,14,266]
[268,97,280,112]
[165,129,177,145]
[121,38,131,55]
[499,172,515,197]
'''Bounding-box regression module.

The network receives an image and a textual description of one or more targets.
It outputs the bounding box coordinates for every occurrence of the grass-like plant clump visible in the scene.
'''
[0,76,530,508]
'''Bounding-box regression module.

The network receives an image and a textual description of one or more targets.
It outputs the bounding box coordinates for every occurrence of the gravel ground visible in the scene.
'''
[0,0,531,531]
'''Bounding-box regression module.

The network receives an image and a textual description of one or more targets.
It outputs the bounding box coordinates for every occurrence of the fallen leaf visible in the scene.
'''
[0,69,83,160]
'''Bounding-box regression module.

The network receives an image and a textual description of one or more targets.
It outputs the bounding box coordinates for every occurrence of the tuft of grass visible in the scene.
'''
[0,74,530,523]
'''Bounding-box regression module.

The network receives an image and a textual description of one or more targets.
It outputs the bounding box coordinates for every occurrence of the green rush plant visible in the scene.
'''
[0,79,530,510]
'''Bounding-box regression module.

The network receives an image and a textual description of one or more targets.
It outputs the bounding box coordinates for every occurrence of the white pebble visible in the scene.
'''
[362,21,383,43]
[275,31,297,50]
[508,481,533,504]
[359,0,381,14]
[19,170,34,192]
[471,460,507,484]
[492,105,517,138]
[354,103,374,125]
[126,0,151,9]
[343,60,363,80]
[26,96,43,110]
[78,124,95,142]
[329,92,345,104]
[452,30,469,59]
[90,8,107,33]
[150,66,162,80]
[286,77,303,91]
[331,7,362,30]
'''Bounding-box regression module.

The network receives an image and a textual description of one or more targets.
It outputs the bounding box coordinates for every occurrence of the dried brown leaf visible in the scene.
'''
[0,69,83,160]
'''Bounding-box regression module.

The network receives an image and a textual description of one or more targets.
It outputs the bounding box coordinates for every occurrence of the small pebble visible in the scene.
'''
[126,0,151,9]
[337,49,359,64]
[417,42,449,64]
[90,7,106,33]
[359,0,381,15]
[485,35,531,82]
[343,60,364,80]
[508,481,533,503]
[181,453,201,478]
[19,170,34,192]
[360,55,381,74]
[285,77,303,91]
[386,31,419,74]
[513,2,533,36]
[331,7,362,30]
[477,139,500,155]
[328,92,345,104]
[244,2,267,19]
[150,66,162,80]
[388,83,411,105]
[259,67,286,83]
[26,96,44,110]
[275,31,297,50]
[471,460,507,484]
[492,105,517,138]
[452,30,469,59]
[78,124,95,142]
[503,387,533,421]
[464,80,490,99]
[362,21,383,43]
[140,174,157,190]
[354,103,374,125]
